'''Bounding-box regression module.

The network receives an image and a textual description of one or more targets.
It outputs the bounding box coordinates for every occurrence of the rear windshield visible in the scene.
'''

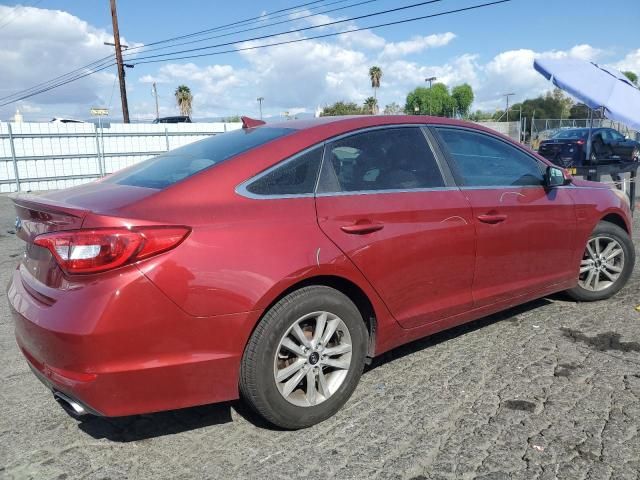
[107,127,294,189]
[551,129,589,139]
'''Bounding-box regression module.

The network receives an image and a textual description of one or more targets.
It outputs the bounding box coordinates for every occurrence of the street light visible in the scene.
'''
[425,76,437,88]
[257,97,264,120]
[503,93,515,123]
[425,77,437,115]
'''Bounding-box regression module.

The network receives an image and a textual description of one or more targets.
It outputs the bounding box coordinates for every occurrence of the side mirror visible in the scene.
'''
[545,166,569,188]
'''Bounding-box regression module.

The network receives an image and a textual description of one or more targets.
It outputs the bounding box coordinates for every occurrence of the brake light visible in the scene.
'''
[34,226,190,274]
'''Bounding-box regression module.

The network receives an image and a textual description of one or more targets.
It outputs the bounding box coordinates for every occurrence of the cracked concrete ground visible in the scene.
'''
[0,194,638,480]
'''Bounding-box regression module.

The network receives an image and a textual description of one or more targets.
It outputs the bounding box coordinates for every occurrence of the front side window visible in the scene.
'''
[108,127,293,189]
[317,127,444,193]
[609,129,625,141]
[245,147,323,196]
[435,128,544,187]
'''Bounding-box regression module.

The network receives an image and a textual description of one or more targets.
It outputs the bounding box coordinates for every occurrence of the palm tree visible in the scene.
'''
[369,66,382,101]
[364,96,378,115]
[175,85,193,117]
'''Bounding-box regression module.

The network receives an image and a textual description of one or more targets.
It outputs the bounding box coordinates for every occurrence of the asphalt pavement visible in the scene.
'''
[0,194,639,480]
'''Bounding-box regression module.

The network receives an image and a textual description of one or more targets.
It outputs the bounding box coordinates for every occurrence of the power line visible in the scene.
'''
[0,0,512,107]
[0,0,335,104]
[0,62,115,107]
[121,0,379,59]
[0,0,44,30]
[127,0,449,63]
[127,0,330,51]
[0,57,114,103]
[132,0,510,65]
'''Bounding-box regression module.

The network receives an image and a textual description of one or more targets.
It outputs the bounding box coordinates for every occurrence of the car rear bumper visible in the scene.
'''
[7,266,258,417]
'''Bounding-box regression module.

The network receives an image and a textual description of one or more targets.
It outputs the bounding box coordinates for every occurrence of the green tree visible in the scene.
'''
[222,115,241,122]
[369,66,382,101]
[320,101,364,116]
[451,83,474,118]
[622,70,638,86]
[405,83,456,116]
[383,102,403,115]
[468,109,495,121]
[485,88,576,126]
[363,96,378,114]
[175,85,193,117]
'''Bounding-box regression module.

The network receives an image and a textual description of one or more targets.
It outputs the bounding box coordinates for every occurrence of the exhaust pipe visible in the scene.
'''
[53,391,87,417]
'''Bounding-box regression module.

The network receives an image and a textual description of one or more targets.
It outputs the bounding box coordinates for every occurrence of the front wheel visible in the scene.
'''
[566,221,635,301]
[240,286,368,429]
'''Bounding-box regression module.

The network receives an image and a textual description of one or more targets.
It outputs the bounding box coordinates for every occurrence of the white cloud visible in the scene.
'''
[380,32,456,59]
[0,5,130,120]
[1,5,636,122]
[338,29,386,50]
[613,48,640,74]
[474,44,605,110]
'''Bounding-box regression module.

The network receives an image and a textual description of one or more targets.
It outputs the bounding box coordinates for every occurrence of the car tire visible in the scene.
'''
[240,286,368,429]
[566,221,635,302]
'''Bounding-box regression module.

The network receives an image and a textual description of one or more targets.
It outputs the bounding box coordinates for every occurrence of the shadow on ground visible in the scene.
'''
[77,297,553,441]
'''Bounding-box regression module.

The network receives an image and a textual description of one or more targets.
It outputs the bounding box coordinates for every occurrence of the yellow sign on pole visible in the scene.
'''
[90,107,109,116]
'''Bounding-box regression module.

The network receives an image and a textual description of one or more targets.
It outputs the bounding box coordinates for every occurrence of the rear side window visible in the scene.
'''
[245,147,323,196]
[435,127,544,187]
[317,127,444,193]
[107,127,293,189]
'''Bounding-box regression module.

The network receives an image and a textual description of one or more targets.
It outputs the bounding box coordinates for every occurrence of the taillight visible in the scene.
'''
[576,139,585,145]
[34,226,190,274]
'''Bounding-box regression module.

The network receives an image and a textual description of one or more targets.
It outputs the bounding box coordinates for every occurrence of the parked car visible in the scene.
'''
[7,116,635,429]
[153,115,192,124]
[538,127,640,167]
[50,117,87,124]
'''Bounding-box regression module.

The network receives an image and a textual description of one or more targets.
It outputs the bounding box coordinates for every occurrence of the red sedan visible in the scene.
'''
[7,116,635,429]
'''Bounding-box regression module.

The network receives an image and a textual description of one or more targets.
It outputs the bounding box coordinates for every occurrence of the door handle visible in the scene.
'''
[340,222,384,235]
[477,213,507,224]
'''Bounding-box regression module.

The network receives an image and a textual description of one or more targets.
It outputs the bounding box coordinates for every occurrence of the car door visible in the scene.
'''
[432,126,577,308]
[607,129,634,159]
[315,126,476,329]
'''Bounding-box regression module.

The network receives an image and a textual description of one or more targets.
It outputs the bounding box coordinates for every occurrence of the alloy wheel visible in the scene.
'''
[273,311,352,407]
[578,236,625,291]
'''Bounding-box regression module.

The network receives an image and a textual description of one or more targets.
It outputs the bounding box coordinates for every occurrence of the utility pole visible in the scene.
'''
[425,76,437,115]
[503,92,515,124]
[152,82,160,120]
[257,97,264,120]
[110,0,130,123]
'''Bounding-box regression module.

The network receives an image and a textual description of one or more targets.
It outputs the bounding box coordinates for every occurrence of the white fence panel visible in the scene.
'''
[0,122,242,193]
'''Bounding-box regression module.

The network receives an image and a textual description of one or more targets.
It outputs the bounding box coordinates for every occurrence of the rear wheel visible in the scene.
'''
[240,286,368,429]
[566,222,635,301]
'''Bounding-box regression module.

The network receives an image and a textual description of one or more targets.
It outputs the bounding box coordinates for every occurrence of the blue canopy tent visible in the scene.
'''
[533,57,640,160]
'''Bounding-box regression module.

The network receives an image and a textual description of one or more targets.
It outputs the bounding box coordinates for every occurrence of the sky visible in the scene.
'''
[0,0,638,122]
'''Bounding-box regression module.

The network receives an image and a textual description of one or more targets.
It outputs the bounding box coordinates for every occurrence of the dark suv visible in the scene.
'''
[538,127,639,167]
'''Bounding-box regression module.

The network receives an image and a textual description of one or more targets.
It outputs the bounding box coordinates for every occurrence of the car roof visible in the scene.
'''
[260,115,517,147]
[266,115,482,132]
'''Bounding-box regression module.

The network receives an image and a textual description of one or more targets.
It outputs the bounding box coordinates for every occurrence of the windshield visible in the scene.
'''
[107,127,294,189]
[551,128,590,140]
